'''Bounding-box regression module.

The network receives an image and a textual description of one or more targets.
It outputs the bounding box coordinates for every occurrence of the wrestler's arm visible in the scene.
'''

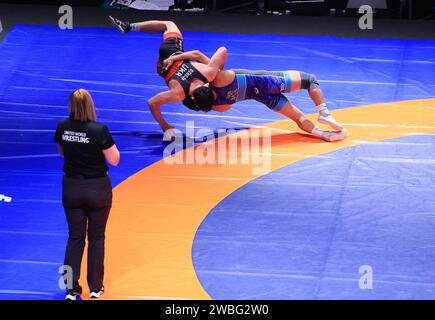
[168,47,227,69]
[208,47,227,70]
[163,50,211,69]
[201,47,228,83]
[147,87,184,132]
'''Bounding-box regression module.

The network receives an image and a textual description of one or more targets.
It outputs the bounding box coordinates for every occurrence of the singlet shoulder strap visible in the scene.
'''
[168,61,209,96]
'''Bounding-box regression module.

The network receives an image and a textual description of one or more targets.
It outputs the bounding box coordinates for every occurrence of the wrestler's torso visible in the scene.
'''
[166,61,211,96]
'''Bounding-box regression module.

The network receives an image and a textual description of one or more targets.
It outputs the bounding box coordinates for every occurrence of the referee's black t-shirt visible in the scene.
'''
[55,117,115,178]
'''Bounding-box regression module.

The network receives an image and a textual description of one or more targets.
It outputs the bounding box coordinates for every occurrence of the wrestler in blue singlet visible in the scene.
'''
[210,70,293,112]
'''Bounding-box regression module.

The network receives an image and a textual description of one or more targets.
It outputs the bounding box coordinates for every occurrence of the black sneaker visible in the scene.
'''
[65,293,82,300]
[108,16,131,34]
[89,286,105,299]
[64,281,82,300]
[65,288,82,300]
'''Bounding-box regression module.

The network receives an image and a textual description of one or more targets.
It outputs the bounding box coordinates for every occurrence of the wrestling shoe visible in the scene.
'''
[109,16,131,34]
[322,128,348,142]
[318,110,343,131]
[90,286,105,299]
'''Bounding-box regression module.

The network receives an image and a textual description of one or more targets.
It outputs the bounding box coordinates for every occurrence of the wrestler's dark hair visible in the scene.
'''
[192,86,214,112]
[182,96,200,111]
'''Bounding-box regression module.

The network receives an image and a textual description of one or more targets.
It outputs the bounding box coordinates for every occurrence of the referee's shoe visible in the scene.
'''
[65,290,82,300]
[90,286,105,299]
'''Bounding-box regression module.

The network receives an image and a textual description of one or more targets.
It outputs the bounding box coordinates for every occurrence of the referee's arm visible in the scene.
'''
[56,143,64,157]
[103,145,120,167]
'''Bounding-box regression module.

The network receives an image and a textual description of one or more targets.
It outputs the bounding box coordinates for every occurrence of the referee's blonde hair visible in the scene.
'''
[68,89,97,122]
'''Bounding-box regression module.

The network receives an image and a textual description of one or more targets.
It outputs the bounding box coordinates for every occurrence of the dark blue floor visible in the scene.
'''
[0,24,434,299]
[193,135,435,299]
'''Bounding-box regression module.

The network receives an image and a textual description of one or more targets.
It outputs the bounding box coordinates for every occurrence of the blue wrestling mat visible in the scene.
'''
[0,24,434,299]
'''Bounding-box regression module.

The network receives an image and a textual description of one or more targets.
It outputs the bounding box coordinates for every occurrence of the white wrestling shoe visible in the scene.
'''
[321,128,348,142]
[318,111,343,131]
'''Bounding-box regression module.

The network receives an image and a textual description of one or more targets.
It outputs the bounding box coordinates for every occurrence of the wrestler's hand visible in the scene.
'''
[163,127,177,141]
[163,57,174,71]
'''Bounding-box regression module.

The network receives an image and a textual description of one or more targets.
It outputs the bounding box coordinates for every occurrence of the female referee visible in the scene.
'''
[55,89,120,300]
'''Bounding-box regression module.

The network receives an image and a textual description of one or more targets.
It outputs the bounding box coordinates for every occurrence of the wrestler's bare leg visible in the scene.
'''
[278,99,347,142]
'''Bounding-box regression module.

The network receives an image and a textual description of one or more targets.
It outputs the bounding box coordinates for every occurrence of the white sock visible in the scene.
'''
[316,102,330,115]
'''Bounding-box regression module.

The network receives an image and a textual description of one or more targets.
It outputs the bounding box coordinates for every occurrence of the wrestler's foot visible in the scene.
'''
[109,16,131,34]
[321,128,348,142]
[318,110,343,131]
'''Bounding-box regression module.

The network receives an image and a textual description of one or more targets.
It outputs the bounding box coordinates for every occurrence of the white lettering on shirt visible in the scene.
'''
[175,64,195,81]
[62,131,90,144]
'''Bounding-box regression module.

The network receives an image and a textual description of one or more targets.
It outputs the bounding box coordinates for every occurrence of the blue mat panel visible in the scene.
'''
[193,135,435,299]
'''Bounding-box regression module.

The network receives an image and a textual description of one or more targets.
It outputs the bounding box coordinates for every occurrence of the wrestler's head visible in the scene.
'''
[192,86,214,112]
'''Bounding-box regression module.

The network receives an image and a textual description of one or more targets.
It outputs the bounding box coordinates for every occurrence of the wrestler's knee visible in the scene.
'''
[164,21,180,33]
[300,72,320,92]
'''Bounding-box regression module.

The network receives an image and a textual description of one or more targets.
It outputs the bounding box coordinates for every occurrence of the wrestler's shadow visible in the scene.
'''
[112,131,164,140]
[270,132,328,146]
[111,131,168,157]
[111,128,252,157]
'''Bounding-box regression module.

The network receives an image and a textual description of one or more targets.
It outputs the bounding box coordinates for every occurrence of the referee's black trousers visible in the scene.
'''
[62,175,112,293]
